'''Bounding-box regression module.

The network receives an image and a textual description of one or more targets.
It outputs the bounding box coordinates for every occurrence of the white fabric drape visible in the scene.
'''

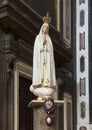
[32,23,56,89]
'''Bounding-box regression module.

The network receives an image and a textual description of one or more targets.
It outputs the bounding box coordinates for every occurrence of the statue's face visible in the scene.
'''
[42,23,49,35]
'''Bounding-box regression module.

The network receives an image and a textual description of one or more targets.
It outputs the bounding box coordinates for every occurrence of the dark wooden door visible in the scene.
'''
[19,76,36,130]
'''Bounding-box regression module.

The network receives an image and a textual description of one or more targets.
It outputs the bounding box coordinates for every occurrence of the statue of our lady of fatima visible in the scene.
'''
[30,13,56,100]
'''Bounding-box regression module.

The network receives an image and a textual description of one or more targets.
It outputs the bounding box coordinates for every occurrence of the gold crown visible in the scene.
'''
[43,12,51,24]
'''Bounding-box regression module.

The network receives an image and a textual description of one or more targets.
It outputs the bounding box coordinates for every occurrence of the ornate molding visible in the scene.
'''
[80,101,86,119]
[80,56,85,73]
[80,10,85,27]
[79,0,85,5]
[80,78,86,96]
[80,126,87,130]
[6,54,16,73]
[63,0,71,49]
[80,32,85,50]
[6,54,16,84]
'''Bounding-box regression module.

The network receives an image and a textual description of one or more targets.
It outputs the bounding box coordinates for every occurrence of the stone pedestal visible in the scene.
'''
[28,100,64,130]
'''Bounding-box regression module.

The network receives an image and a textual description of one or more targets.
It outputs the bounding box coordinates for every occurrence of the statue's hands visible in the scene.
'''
[43,35,47,44]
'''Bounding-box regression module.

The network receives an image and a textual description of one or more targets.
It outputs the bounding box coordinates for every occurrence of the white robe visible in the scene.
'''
[32,33,56,89]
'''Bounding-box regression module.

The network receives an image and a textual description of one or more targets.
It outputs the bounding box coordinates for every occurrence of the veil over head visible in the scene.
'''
[39,22,49,36]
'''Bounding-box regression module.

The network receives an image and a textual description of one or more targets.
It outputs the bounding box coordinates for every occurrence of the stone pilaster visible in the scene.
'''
[29,100,64,130]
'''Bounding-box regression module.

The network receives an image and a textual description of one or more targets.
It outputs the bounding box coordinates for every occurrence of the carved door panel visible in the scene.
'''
[19,76,35,130]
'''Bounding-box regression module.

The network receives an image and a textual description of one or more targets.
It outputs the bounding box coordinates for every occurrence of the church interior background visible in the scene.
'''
[0,0,92,130]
